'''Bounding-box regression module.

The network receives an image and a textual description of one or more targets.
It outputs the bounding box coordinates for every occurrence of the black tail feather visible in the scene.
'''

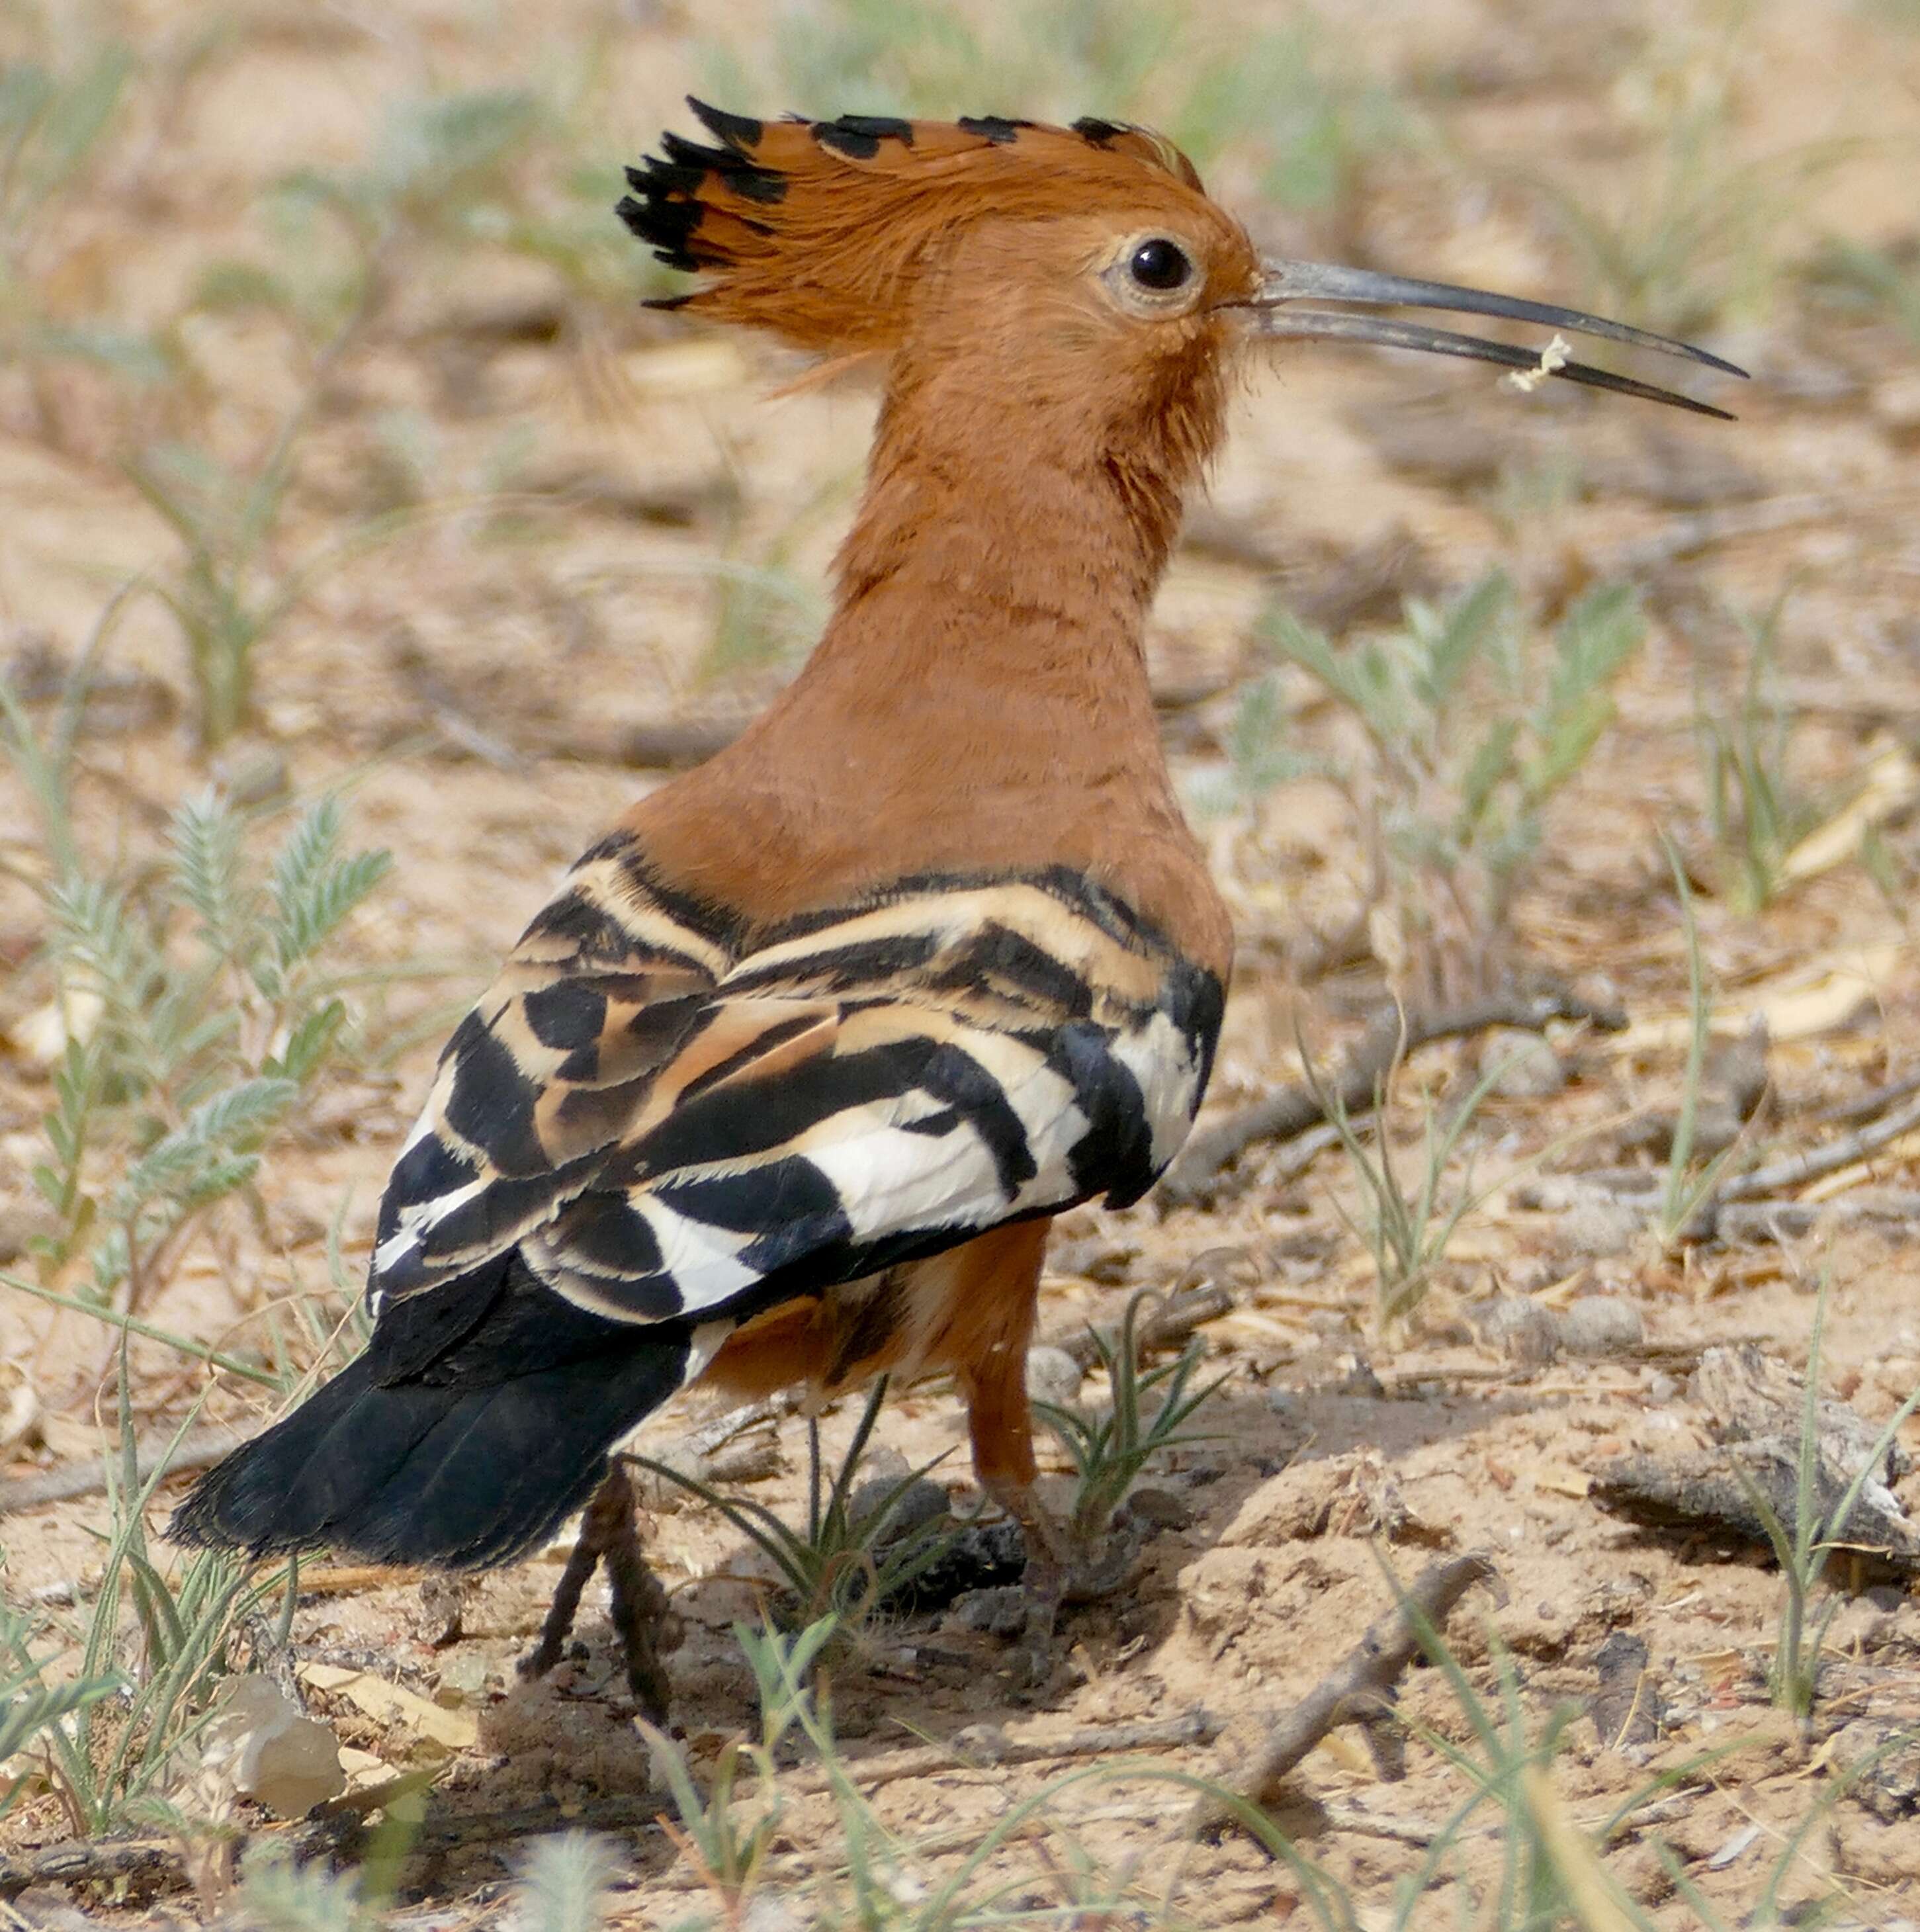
[171,1326,693,1569]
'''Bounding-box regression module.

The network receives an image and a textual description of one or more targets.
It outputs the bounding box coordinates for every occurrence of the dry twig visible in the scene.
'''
[0,1423,249,1518]
[1050,1282,1233,1373]
[1713,1089,1920,1208]
[789,1708,1221,1794]
[1186,1552,1499,1841]
[1158,987,1624,1207]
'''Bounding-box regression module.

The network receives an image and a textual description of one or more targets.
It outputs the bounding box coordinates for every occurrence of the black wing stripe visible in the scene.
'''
[367,859,1225,1352]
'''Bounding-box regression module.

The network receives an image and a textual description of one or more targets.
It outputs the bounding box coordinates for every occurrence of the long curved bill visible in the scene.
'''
[1246,259,1747,419]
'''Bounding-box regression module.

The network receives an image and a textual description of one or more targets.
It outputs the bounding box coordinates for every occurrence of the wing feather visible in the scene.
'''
[367,846,1223,1351]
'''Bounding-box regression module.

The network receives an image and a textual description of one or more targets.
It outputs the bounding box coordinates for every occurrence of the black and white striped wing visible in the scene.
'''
[370,852,1223,1343]
[368,836,734,1312]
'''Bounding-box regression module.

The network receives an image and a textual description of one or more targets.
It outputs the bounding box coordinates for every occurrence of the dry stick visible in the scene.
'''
[787,1707,1221,1796]
[0,1422,249,1518]
[1158,987,1626,1208]
[0,1790,672,1903]
[1806,1069,1920,1129]
[1186,1552,1499,1841]
[1712,1088,1920,1208]
[1051,1283,1234,1374]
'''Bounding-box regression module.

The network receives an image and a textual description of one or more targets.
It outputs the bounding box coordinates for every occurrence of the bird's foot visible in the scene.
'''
[518,1460,681,1724]
[972,1489,1144,1689]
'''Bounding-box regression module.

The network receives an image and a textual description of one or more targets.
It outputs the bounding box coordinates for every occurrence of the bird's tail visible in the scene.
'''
[170,1327,693,1569]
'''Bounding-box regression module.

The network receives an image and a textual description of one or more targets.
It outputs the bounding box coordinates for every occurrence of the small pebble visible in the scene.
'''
[1560,1295,1643,1357]
[1473,1296,1561,1366]
[1645,1372,1680,1405]
[1025,1344,1084,1411]
[850,1473,950,1540]
[1558,1196,1649,1259]
[210,747,291,807]
[1123,1485,1192,1532]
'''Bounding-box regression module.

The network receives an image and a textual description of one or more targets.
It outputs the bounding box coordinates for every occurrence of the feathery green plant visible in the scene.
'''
[1,658,391,1320]
[1258,572,1647,1004]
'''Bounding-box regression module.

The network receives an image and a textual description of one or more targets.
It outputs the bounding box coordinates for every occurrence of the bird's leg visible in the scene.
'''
[517,1460,679,1724]
[961,1324,1134,1683]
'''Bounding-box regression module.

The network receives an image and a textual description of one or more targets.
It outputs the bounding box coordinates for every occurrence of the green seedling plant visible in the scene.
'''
[0,1603,121,1822]
[1309,1036,1516,1329]
[1738,1282,1920,1725]
[1,1353,283,1837]
[634,1377,958,1634]
[652,1617,1141,1927]
[1261,572,1646,1005]
[1655,842,1743,1251]
[640,1615,838,1919]
[1693,599,1822,914]
[1035,1288,1227,1552]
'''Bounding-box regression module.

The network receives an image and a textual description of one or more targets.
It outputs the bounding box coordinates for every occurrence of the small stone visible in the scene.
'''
[850,1473,949,1540]
[951,1585,1030,1639]
[1482,1027,1565,1098]
[1560,1296,1643,1357]
[1645,1372,1680,1405]
[210,748,291,807]
[1123,1485,1192,1532]
[1558,1195,1649,1258]
[740,1893,807,1932]
[1829,1717,1920,1821]
[629,1442,707,1513]
[202,1674,345,1818]
[1025,1344,1084,1411]
[1472,1296,1562,1366]
[413,1574,467,1647]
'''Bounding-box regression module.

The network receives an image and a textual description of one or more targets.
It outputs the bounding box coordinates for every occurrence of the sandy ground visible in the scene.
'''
[3,0,1920,1924]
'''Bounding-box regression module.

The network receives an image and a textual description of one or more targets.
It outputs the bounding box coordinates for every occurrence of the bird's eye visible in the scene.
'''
[1128,238,1192,292]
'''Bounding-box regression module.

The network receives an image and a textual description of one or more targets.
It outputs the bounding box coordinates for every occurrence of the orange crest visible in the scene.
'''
[620,101,1220,353]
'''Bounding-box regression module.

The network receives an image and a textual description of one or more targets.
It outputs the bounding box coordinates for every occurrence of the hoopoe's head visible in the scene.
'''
[621,103,1740,498]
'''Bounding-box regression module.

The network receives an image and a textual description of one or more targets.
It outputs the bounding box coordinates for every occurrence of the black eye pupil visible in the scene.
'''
[1129,238,1190,291]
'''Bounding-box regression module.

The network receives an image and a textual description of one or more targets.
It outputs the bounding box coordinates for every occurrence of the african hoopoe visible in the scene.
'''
[176,103,1739,1706]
